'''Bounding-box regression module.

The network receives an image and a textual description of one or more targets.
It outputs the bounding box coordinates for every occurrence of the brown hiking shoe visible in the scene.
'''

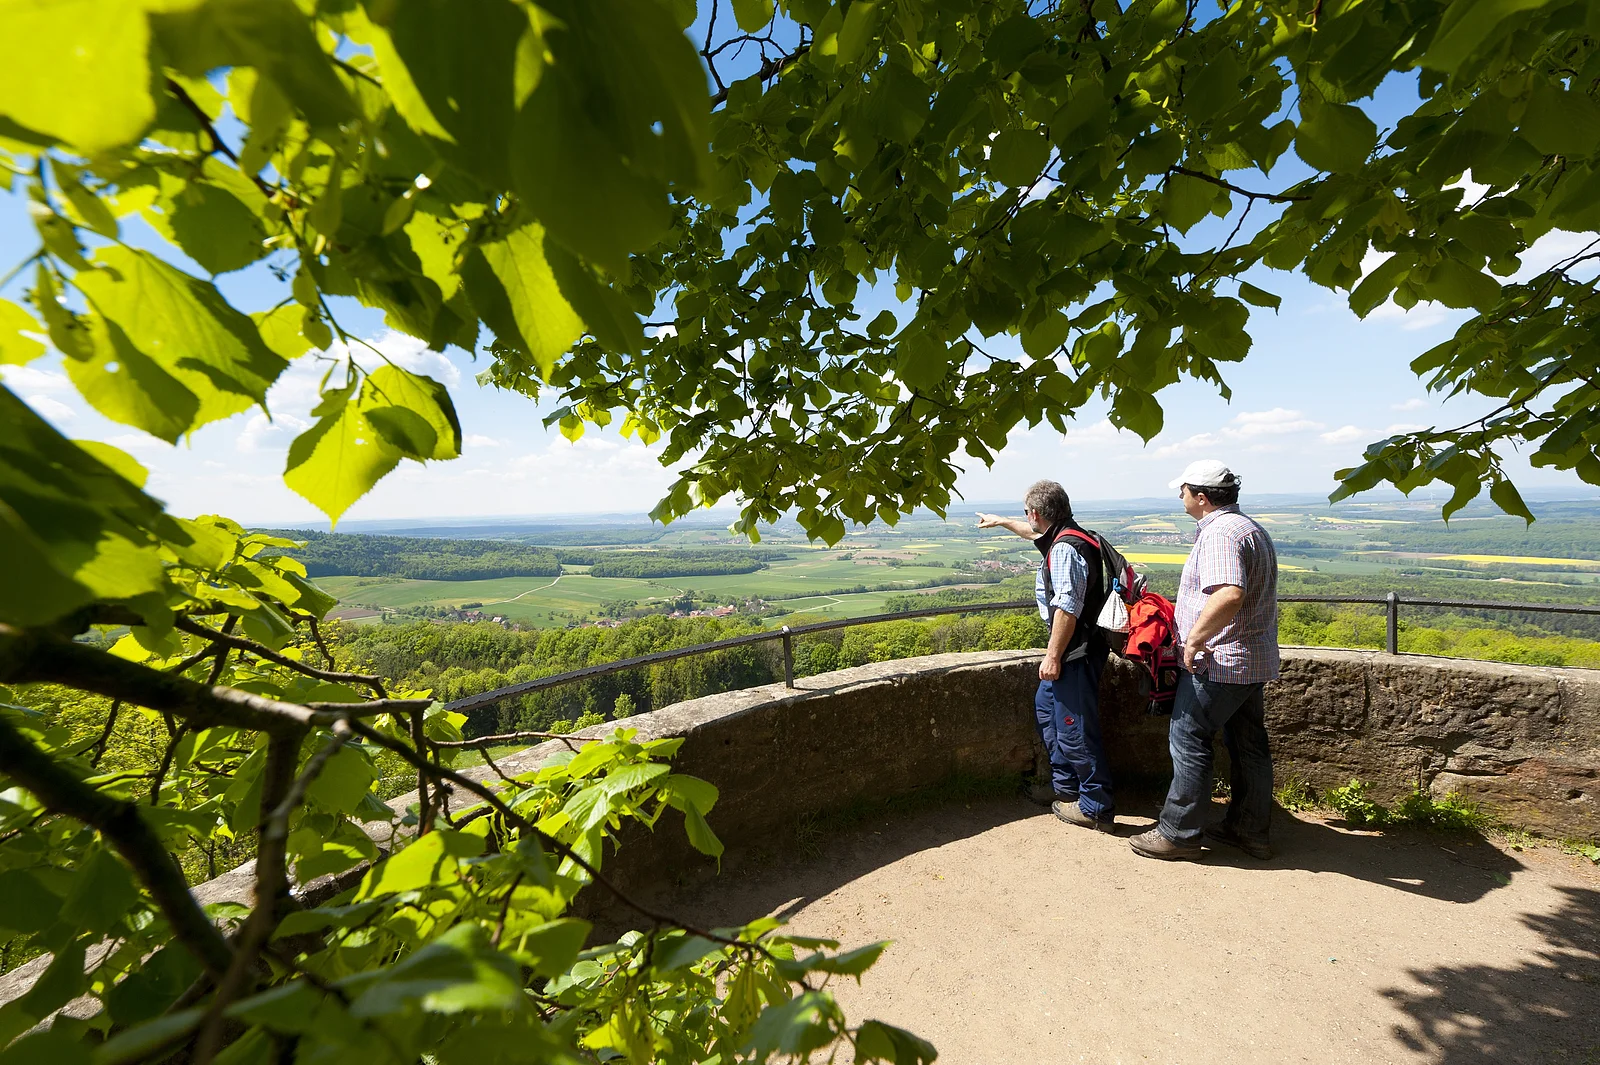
[1053,800,1114,832]
[1129,827,1204,861]
[1205,822,1274,860]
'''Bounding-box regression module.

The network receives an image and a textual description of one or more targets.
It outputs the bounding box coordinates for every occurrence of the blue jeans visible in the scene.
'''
[1158,672,1274,845]
[1033,650,1113,821]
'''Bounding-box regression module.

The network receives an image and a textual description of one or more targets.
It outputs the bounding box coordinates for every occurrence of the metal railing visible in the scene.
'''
[444,600,1037,713]
[1279,592,1600,655]
[443,594,1600,715]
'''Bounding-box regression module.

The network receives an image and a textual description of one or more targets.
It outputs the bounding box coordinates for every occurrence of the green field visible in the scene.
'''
[312,497,1600,628]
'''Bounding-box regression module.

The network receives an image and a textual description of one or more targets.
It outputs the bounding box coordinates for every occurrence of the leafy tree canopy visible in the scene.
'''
[1,0,1599,1062]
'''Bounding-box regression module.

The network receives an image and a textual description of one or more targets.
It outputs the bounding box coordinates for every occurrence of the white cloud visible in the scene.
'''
[237,410,310,453]
[1367,298,1450,330]
[1061,419,1133,446]
[1391,397,1428,411]
[649,324,678,339]
[106,432,169,452]
[464,434,502,448]
[1229,407,1323,437]
[1320,425,1371,445]
[25,395,75,422]
[1384,422,1426,435]
[349,330,462,388]
[2,365,73,394]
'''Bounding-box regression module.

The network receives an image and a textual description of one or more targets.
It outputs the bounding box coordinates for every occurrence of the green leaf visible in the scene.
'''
[73,441,150,490]
[92,1008,205,1065]
[252,305,313,361]
[63,315,202,443]
[33,265,93,360]
[304,744,377,814]
[355,828,482,899]
[810,940,887,977]
[0,299,46,366]
[1420,258,1500,311]
[151,0,357,131]
[512,0,708,271]
[1021,310,1070,359]
[0,869,61,936]
[1349,254,1413,317]
[74,247,288,428]
[732,0,774,32]
[655,934,722,972]
[1296,98,1377,173]
[52,162,119,239]
[1162,172,1220,234]
[837,0,880,64]
[1422,0,1559,73]
[0,388,171,625]
[745,991,836,1060]
[283,391,402,524]
[681,801,724,859]
[988,127,1051,188]
[518,917,591,977]
[2,1026,93,1065]
[480,223,586,378]
[361,365,463,462]
[855,1020,939,1064]
[405,209,465,301]
[0,0,153,150]
[345,923,522,1017]
[1237,282,1281,311]
[658,773,719,814]
[362,0,531,186]
[1108,387,1163,440]
[146,184,268,275]
[1489,477,1534,522]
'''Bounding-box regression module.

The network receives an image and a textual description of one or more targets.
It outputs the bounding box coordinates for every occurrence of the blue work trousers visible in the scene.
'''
[1158,672,1274,845]
[1032,649,1113,821]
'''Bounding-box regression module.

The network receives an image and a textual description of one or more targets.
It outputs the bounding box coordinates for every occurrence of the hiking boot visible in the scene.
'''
[1129,827,1204,861]
[1205,822,1274,860]
[1053,800,1114,832]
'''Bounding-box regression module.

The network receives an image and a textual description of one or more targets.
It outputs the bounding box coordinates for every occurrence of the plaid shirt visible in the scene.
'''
[1034,540,1089,620]
[1176,505,1280,684]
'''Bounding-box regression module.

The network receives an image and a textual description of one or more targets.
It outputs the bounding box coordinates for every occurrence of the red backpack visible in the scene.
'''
[1049,528,1180,715]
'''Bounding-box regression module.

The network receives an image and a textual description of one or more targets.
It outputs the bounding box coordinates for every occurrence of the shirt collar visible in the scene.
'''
[1195,503,1242,536]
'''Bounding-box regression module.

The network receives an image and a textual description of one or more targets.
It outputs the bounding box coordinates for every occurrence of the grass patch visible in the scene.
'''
[1320,778,1493,830]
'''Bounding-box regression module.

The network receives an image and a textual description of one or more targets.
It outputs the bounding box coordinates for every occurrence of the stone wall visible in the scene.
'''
[475,647,1597,902]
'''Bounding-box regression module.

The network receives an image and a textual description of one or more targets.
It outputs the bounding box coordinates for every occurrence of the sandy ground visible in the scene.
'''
[662,794,1600,1065]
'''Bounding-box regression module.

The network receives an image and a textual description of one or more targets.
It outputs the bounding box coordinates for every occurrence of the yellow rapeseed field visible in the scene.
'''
[1431,554,1600,567]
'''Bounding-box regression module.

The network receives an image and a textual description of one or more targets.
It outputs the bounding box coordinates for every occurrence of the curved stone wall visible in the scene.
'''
[483,647,1597,898]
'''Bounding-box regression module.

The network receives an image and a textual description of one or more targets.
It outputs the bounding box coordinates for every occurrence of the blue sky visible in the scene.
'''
[2,46,1593,527]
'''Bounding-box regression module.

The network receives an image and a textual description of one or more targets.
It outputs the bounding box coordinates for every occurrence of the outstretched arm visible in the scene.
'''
[976,513,1036,539]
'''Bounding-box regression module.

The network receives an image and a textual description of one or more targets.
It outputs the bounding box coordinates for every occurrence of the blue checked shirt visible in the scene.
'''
[1034,540,1089,621]
[1176,505,1280,684]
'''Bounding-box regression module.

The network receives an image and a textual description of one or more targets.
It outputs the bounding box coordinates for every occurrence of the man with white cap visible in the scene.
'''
[1131,460,1280,862]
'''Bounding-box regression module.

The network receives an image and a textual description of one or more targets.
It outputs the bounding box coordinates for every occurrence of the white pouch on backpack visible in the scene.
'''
[1097,594,1129,633]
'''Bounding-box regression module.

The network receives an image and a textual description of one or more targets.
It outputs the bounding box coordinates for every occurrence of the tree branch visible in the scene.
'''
[0,714,235,980]
[175,617,389,698]
[0,624,430,734]
[710,44,811,108]
[1168,165,1311,203]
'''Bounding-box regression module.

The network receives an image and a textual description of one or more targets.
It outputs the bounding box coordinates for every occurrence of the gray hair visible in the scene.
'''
[1023,480,1073,525]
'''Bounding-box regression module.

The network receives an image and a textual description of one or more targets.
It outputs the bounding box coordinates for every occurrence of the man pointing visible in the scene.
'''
[1132,460,1280,862]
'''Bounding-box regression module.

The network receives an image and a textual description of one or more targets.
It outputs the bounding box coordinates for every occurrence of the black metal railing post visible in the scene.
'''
[1386,591,1399,655]
[781,625,795,688]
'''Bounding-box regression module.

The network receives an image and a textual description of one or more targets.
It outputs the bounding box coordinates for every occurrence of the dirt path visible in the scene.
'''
[662,794,1600,1064]
[485,573,561,605]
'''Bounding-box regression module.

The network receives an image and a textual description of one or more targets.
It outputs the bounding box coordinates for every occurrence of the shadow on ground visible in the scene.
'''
[653,787,1527,937]
[1381,885,1600,1064]
[1111,792,1527,905]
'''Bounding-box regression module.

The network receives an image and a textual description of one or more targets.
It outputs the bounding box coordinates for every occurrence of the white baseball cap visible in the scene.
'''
[1168,459,1241,490]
